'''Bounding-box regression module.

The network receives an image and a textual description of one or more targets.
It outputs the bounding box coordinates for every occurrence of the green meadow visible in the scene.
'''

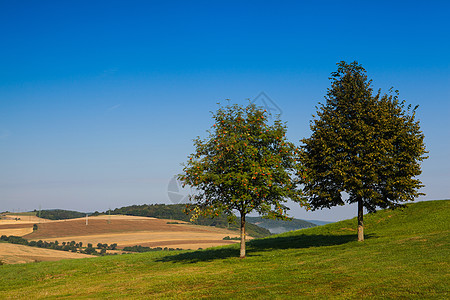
[1,200,448,299]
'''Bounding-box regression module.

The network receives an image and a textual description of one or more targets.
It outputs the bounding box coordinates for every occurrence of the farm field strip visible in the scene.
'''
[0,214,242,264]
[0,228,34,236]
[36,230,240,248]
[0,243,92,264]
[0,214,52,225]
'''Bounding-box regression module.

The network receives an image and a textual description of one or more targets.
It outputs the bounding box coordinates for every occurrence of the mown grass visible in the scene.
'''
[0,200,448,299]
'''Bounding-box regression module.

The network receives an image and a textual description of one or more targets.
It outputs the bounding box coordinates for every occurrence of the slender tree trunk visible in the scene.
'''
[357,197,364,241]
[240,212,246,258]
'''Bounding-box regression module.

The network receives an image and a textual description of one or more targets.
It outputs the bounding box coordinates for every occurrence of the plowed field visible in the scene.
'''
[0,214,241,264]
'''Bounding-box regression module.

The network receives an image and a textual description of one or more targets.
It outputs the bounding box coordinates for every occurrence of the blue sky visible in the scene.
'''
[1,1,449,221]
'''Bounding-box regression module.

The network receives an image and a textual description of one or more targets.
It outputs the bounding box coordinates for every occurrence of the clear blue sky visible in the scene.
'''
[1,1,449,221]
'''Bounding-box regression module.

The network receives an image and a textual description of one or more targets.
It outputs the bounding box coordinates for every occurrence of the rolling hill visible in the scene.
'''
[246,216,317,234]
[0,215,243,256]
[0,200,448,298]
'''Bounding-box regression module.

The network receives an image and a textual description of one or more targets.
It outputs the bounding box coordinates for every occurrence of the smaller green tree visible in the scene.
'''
[179,102,306,258]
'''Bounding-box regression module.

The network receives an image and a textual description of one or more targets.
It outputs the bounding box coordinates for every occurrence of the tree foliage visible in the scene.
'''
[179,102,305,257]
[39,209,85,220]
[301,61,427,240]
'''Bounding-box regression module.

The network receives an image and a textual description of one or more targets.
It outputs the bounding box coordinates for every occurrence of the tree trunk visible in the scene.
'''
[357,197,364,241]
[240,213,246,258]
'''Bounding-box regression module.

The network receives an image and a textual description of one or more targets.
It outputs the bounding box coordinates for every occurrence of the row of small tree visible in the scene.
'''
[122,245,183,252]
[179,61,427,258]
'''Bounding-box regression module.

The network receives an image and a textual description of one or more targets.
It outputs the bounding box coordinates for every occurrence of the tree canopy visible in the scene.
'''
[300,61,427,241]
[179,102,306,257]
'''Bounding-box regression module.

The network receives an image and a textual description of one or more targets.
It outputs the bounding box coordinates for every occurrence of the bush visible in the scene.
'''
[84,247,97,255]
[223,236,240,240]
[122,245,173,253]
[7,236,29,245]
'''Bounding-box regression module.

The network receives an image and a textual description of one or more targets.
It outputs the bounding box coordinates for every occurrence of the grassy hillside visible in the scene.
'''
[0,200,448,298]
[246,216,317,234]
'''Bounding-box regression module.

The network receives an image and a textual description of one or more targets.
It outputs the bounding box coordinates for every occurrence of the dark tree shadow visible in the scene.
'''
[156,233,372,264]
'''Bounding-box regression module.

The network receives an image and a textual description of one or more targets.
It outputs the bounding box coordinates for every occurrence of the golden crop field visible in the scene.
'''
[0,214,241,264]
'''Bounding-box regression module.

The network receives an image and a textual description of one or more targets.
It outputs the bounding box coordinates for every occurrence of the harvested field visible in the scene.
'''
[0,214,48,224]
[21,215,241,250]
[0,214,54,237]
[25,215,228,238]
[0,227,34,236]
[41,231,241,250]
[0,243,92,264]
[0,215,242,263]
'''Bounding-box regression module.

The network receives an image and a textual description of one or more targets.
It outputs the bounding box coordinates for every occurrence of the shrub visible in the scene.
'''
[84,247,97,255]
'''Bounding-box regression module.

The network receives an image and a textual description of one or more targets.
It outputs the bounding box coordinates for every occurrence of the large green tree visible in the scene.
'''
[301,61,427,241]
[179,102,306,258]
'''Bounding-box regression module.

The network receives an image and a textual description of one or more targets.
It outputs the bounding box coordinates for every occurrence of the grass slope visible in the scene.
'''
[0,200,448,299]
[246,216,317,234]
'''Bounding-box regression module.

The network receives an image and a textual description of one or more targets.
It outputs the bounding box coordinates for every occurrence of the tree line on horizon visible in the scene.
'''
[38,209,86,220]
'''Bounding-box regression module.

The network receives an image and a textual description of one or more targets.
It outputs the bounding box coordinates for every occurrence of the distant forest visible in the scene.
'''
[39,209,85,220]
[92,204,272,238]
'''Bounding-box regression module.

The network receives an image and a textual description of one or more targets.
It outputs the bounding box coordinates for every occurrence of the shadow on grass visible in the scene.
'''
[157,233,368,264]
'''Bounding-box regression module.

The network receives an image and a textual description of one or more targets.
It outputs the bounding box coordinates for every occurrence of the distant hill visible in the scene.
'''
[246,217,317,234]
[39,209,86,220]
[93,204,272,238]
[305,220,333,226]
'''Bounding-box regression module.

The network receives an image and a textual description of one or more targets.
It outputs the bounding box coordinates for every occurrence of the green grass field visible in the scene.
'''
[1,200,448,299]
